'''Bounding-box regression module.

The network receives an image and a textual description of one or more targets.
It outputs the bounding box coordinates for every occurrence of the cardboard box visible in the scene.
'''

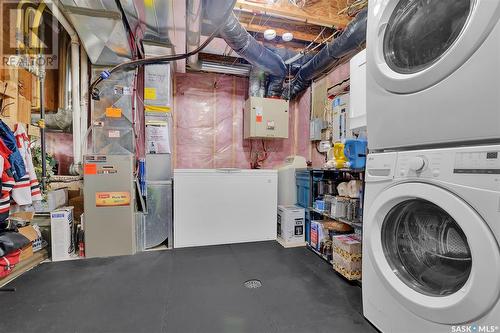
[17,95,31,124]
[27,124,41,137]
[331,234,362,258]
[333,251,362,272]
[50,207,75,262]
[18,226,39,261]
[0,80,17,98]
[34,188,68,213]
[18,69,33,102]
[277,205,305,246]
[9,211,35,224]
[310,220,329,251]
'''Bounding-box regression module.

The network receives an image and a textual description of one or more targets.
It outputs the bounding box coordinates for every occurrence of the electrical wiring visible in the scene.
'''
[339,0,368,17]
[90,0,237,100]
[249,139,271,169]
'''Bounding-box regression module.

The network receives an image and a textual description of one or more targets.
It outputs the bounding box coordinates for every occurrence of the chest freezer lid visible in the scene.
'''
[174,169,277,176]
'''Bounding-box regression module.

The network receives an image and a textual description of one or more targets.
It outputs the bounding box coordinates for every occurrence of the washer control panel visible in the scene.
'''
[395,146,500,192]
[397,152,443,179]
[454,151,500,174]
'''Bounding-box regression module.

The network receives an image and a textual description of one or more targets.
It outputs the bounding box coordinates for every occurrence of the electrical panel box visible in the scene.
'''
[244,97,289,139]
[310,118,326,141]
[333,94,352,142]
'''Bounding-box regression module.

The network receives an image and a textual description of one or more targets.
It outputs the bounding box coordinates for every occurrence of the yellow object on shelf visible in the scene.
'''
[333,142,348,169]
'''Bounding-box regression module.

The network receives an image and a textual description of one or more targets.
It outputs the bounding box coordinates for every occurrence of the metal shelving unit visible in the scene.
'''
[308,207,363,229]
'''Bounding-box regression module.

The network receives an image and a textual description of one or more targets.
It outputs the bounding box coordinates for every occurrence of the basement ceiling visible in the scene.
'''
[197,0,359,71]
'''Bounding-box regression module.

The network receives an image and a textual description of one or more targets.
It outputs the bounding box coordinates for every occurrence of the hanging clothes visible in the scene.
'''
[0,155,15,225]
[0,120,26,182]
[12,124,42,205]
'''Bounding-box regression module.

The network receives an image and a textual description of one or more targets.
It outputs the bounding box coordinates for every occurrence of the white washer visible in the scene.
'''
[362,145,500,332]
[366,0,500,150]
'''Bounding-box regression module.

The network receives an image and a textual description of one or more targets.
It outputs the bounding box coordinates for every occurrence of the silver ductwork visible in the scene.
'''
[200,61,251,76]
[32,108,73,132]
[249,67,266,97]
[187,0,203,69]
[59,0,132,65]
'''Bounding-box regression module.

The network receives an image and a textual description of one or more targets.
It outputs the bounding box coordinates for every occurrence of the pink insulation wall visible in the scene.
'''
[174,72,311,169]
[311,62,351,167]
[173,63,349,170]
[46,132,73,175]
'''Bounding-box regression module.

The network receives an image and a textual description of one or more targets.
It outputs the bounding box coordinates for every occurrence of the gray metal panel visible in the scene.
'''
[146,154,172,181]
[145,181,173,248]
[83,155,136,258]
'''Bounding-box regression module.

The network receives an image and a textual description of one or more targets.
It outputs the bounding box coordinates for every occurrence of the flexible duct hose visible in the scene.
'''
[283,8,367,99]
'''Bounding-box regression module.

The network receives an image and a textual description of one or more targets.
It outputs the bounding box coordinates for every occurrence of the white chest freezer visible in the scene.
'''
[173,169,278,248]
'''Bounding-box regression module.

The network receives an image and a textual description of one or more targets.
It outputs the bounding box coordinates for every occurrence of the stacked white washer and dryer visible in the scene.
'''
[363,1,500,332]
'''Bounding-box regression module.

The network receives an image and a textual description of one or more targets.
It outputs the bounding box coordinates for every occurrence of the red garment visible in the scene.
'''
[0,156,15,220]
[0,249,21,278]
[12,124,42,205]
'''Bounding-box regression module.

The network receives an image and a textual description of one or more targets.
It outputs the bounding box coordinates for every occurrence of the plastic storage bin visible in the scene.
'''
[295,170,311,208]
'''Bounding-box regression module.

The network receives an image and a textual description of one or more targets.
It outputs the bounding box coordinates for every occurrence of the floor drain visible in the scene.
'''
[244,279,262,289]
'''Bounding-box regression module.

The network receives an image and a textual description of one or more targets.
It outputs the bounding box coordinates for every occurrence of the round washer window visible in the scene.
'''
[383,0,472,74]
[382,199,472,296]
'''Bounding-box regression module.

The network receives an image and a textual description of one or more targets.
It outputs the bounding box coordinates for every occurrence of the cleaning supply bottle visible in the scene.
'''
[333,142,348,169]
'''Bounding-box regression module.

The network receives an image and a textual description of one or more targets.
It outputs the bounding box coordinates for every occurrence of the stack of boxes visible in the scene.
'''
[332,234,362,280]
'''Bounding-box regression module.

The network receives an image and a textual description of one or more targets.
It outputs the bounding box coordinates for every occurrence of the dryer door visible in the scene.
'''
[368,0,500,93]
[366,182,500,324]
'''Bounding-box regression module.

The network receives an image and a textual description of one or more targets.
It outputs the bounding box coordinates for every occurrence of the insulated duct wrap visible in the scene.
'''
[219,12,287,78]
[32,109,73,132]
[266,75,285,98]
[284,9,368,99]
[249,67,266,97]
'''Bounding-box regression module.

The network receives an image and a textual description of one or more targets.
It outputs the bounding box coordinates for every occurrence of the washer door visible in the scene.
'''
[369,0,500,93]
[366,182,500,324]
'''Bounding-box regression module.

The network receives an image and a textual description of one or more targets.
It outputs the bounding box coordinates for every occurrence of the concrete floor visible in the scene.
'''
[0,241,377,333]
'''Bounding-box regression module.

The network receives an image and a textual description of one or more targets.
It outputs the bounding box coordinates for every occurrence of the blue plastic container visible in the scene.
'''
[344,139,368,170]
[295,170,311,208]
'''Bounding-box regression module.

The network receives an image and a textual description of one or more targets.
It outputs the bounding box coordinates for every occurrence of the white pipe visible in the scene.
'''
[71,41,81,166]
[80,45,88,160]
[42,0,82,167]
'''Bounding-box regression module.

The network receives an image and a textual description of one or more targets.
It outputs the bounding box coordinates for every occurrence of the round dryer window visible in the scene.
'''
[381,199,472,297]
[383,0,472,74]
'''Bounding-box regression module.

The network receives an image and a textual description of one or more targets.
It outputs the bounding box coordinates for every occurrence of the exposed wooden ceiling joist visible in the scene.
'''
[241,22,323,43]
[236,11,336,43]
[235,0,352,29]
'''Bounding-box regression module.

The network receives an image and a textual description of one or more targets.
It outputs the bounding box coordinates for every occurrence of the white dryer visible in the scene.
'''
[366,0,500,150]
[362,145,500,332]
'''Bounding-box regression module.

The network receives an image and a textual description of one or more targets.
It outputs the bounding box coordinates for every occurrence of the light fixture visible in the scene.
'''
[282,32,294,42]
[264,29,277,41]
